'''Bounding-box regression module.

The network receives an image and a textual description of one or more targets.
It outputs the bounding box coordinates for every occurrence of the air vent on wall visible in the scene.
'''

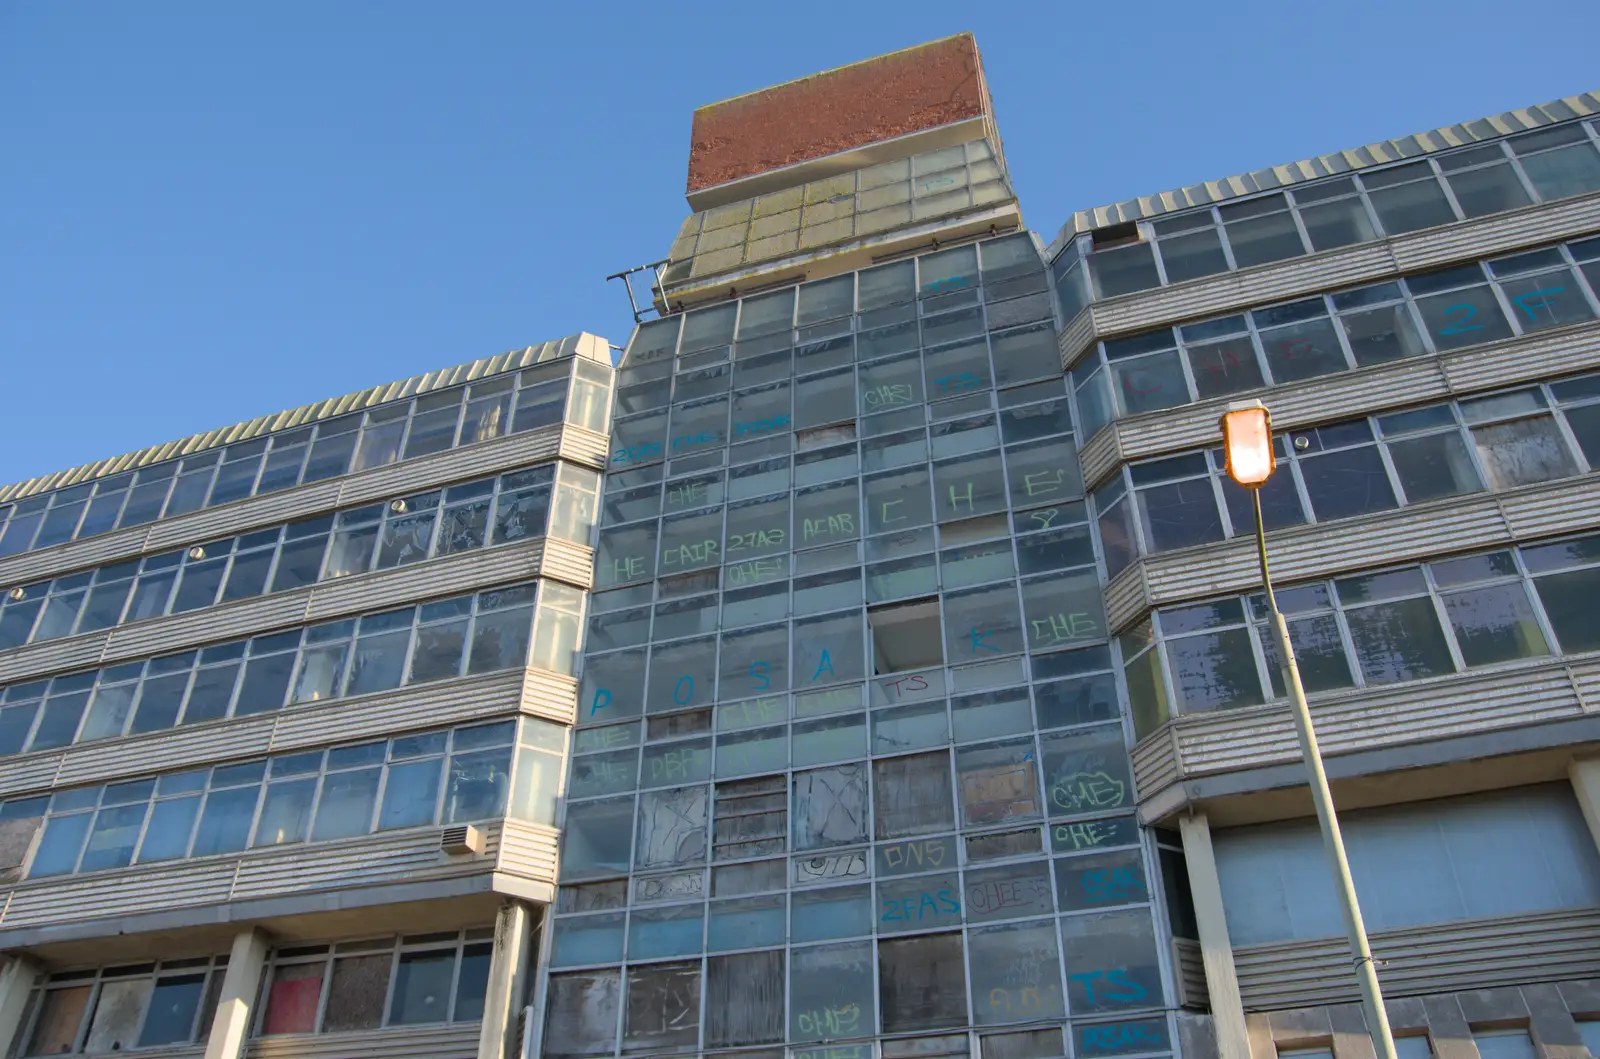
[440,825,485,856]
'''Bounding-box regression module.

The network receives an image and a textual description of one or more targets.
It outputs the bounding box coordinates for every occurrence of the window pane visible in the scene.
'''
[1137,479,1223,553]
[968,918,1066,1025]
[1186,336,1263,399]
[1041,725,1132,820]
[25,986,92,1055]
[1225,211,1305,268]
[561,797,634,878]
[1413,285,1514,350]
[1260,316,1347,383]
[1471,417,1579,488]
[1088,242,1160,299]
[1387,432,1483,502]
[253,778,315,847]
[624,962,701,1053]
[957,738,1041,827]
[139,973,206,1046]
[1166,628,1262,713]
[311,769,379,841]
[85,978,152,1052]
[445,747,512,823]
[791,885,873,942]
[452,942,493,1021]
[1445,163,1531,218]
[1157,228,1229,283]
[705,950,784,1047]
[390,950,456,1025]
[262,963,323,1035]
[1498,271,1596,331]
[1339,303,1428,366]
[1521,143,1600,200]
[1344,597,1455,684]
[138,795,201,862]
[378,758,443,830]
[544,971,621,1059]
[1299,197,1377,251]
[789,941,874,1043]
[1058,909,1163,1014]
[1368,178,1456,235]
[1298,446,1397,521]
[1258,615,1356,698]
[1535,567,1600,653]
[323,954,390,1032]
[1110,351,1187,415]
[879,932,968,1032]
[191,785,260,856]
[792,764,868,851]
[1441,583,1549,666]
[79,802,147,871]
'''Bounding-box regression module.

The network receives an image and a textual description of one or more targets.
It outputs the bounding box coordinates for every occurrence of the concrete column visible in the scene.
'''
[0,954,43,1058]
[1567,759,1600,856]
[478,901,536,1059]
[1180,813,1252,1059]
[203,928,270,1059]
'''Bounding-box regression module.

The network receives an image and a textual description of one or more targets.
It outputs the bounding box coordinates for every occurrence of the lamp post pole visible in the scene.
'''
[1223,404,1399,1059]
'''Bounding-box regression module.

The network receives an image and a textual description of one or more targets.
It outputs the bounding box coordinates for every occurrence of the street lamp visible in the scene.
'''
[1219,401,1400,1059]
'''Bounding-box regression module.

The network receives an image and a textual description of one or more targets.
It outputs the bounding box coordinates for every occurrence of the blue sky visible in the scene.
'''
[2,1,1596,487]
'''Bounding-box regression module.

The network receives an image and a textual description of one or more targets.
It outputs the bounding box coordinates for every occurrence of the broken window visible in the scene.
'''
[789,941,875,1043]
[623,961,701,1053]
[713,776,787,861]
[869,600,944,674]
[956,739,1041,827]
[792,764,868,851]
[705,951,784,1047]
[635,786,708,869]
[560,797,634,879]
[83,978,150,1053]
[968,918,1066,1026]
[878,932,968,1032]
[872,751,954,838]
[543,970,621,1059]
[1039,725,1132,820]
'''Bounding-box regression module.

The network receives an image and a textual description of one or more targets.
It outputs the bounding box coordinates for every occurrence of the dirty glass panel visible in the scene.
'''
[627,904,705,960]
[1040,725,1132,820]
[878,932,968,1032]
[790,940,875,1043]
[323,954,390,1031]
[706,951,785,1046]
[1054,848,1150,913]
[877,870,962,934]
[1164,627,1262,713]
[1058,908,1164,1015]
[25,986,92,1056]
[1342,597,1455,684]
[544,971,621,1059]
[792,884,874,942]
[635,786,708,870]
[552,913,625,967]
[1439,582,1550,666]
[968,918,1066,1026]
[83,979,151,1053]
[623,962,701,1053]
[262,963,323,1035]
[1470,417,1579,488]
[1257,614,1356,698]
[561,797,634,879]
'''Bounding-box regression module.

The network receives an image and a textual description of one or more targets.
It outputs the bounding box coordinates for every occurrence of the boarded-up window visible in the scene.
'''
[790,940,874,1043]
[878,932,968,1032]
[706,951,784,1046]
[322,954,390,1031]
[968,918,1066,1026]
[982,1027,1066,1059]
[0,816,40,884]
[262,963,323,1035]
[956,738,1041,826]
[714,776,787,860]
[873,752,953,838]
[83,979,151,1053]
[623,961,700,1053]
[635,786,708,869]
[543,970,620,1059]
[792,764,868,850]
[25,985,91,1055]
[966,828,1042,862]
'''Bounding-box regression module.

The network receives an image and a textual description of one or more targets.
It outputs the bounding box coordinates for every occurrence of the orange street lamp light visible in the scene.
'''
[1218,401,1399,1059]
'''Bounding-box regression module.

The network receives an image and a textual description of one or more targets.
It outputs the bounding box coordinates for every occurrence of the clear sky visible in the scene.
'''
[2,1,1597,487]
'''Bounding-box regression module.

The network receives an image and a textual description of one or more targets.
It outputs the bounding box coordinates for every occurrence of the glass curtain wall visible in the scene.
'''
[546,235,1178,1059]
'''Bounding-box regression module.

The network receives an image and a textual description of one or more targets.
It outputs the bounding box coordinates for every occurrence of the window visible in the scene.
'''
[878,932,968,1032]
[3,720,533,878]
[18,956,229,1056]
[256,930,492,1036]
[1215,784,1600,944]
[1472,1033,1537,1059]
[789,941,874,1043]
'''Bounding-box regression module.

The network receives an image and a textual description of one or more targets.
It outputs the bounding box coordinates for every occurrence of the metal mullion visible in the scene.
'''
[1547,403,1594,476]
[1326,587,1370,692]
[374,943,402,1029]
[1499,144,1542,205]
[1241,310,1277,388]
[1319,292,1362,372]
[310,956,335,1034]
[71,977,103,1054]
[1560,243,1600,315]
[1367,429,1410,514]
[1244,604,1279,705]
[253,533,289,601]
[1509,548,1565,656]
[1418,565,1470,675]
[443,933,466,1023]
[1485,270,1533,339]
[1428,157,1470,224]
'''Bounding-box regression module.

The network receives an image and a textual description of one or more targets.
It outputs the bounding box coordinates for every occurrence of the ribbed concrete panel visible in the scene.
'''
[1172,939,1209,1009]
[1,670,526,800]
[521,669,579,725]
[0,825,502,931]
[1102,566,1151,634]
[0,634,108,686]
[245,1023,480,1059]
[143,482,344,552]
[1233,908,1600,1010]
[0,524,157,595]
[559,426,612,469]
[1443,323,1600,393]
[1389,192,1600,272]
[1131,654,1593,805]
[1077,427,1123,491]
[1091,243,1397,339]
[303,540,546,621]
[496,820,560,886]
[103,594,313,665]
[1055,308,1097,372]
[269,671,523,753]
[1502,475,1600,539]
[537,537,596,591]
[51,716,277,793]
[337,425,566,508]
[228,826,501,902]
